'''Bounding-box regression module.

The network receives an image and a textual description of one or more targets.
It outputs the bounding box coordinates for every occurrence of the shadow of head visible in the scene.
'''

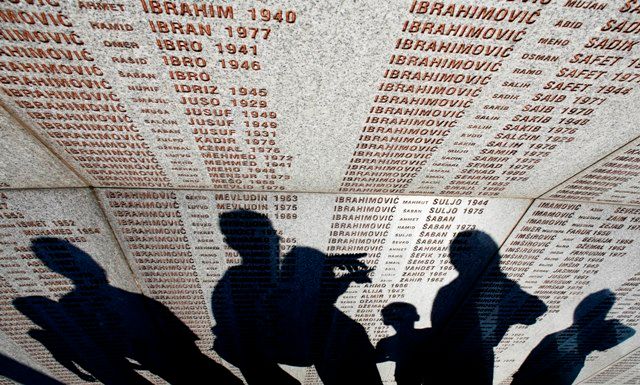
[382,302,419,330]
[30,237,107,285]
[449,230,499,276]
[449,231,548,325]
[572,289,635,352]
[219,210,280,263]
[574,289,615,323]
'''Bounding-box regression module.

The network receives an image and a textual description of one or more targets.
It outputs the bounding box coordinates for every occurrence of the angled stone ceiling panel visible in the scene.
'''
[544,136,640,205]
[0,1,637,195]
[490,200,640,385]
[0,106,84,189]
[579,347,640,384]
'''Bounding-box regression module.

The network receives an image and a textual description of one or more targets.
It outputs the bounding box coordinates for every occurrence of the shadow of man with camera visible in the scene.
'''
[211,209,382,385]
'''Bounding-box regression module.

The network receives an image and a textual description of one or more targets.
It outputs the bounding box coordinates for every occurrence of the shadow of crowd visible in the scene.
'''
[2,210,634,385]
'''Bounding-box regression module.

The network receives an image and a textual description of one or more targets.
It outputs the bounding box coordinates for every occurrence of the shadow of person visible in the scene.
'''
[512,289,635,385]
[0,352,65,385]
[276,247,383,385]
[426,230,548,385]
[211,210,299,385]
[375,302,431,385]
[211,209,383,385]
[13,237,241,385]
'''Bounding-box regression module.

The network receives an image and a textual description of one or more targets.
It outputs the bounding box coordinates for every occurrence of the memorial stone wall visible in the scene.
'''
[0,0,639,384]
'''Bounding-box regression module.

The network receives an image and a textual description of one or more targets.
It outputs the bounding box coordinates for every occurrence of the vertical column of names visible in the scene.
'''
[74,1,181,188]
[0,1,170,187]
[139,1,296,191]
[339,1,548,194]
[440,0,640,197]
[325,196,398,349]
[100,189,211,347]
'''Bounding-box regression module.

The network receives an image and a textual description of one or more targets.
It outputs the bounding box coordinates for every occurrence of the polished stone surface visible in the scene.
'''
[490,200,640,384]
[545,137,640,205]
[0,107,84,189]
[0,189,141,384]
[1,0,640,384]
[0,1,637,197]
